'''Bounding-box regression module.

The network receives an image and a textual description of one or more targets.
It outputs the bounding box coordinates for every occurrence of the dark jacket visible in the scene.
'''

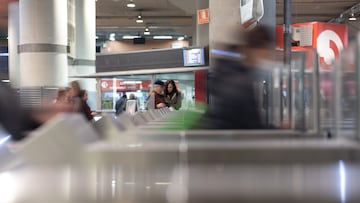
[0,83,40,141]
[115,97,126,115]
[147,91,166,109]
[198,58,265,129]
[82,101,93,121]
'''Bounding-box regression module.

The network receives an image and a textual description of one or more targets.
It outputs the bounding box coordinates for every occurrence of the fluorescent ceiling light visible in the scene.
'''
[177,36,185,41]
[0,53,9,56]
[95,36,99,39]
[127,0,136,8]
[153,36,173,40]
[122,35,140,39]
[1,80,10,83]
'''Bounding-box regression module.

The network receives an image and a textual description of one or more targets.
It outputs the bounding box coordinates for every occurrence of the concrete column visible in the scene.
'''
[259,0,276,27]
[8,2,20,88]
[195,0,209,47]
[209,0,241,47]
[71,0,97,110]
[19,0,68,87]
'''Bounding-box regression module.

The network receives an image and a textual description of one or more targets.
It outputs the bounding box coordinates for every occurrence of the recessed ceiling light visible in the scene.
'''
[127,0,136,8]
[349,11,357,21]
[349,16,357,21]
[177,36,185,41]
[349,17,357,21]
[144,28,150,35]
[136,15,143,23]
[109,33,116,41]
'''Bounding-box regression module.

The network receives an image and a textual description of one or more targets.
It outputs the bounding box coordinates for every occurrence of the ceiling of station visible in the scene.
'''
[0,0,359,41]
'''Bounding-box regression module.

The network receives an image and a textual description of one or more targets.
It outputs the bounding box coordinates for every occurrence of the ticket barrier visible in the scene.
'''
[2,130,360,203]
[3,109,360,202]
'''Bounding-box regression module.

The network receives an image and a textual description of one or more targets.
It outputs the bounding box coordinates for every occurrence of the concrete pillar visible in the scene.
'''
[259,0,276,27]
[71,0,97,110]
[8,2,20,88]
[209,0,241,47]
[209,0,276,44]
[195,0,209,47]
[19,0,68,87]
[259,0,276,47]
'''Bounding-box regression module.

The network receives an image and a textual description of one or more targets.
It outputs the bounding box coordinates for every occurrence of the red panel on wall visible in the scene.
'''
[276,22,348,71]
[100,79,151,92]
[194,70,207,104]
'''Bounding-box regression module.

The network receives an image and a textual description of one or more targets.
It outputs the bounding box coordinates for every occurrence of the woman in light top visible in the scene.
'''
[164,80,182,110]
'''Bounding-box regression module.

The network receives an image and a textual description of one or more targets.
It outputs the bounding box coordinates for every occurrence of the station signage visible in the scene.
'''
[197,9,210,25]
[276,22,348,71]
[100,80,151,92]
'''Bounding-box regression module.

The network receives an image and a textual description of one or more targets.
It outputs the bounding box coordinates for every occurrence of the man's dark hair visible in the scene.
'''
[243,25,274,49]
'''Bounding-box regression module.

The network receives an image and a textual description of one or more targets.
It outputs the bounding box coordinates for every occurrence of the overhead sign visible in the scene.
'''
[197,9,210,25]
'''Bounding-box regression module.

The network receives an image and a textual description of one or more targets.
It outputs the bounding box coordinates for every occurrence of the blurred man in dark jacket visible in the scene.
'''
[0,82,41,141]
[0,75,74,141]
[198,25,275,129]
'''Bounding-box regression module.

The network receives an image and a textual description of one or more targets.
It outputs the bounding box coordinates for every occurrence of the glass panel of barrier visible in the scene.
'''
[355,32,360,140]
[290,51,306,131]
[320,35,359,139]
[337,43,356,139]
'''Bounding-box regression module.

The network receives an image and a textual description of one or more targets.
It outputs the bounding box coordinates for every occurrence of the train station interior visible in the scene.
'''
[0,0,360,202]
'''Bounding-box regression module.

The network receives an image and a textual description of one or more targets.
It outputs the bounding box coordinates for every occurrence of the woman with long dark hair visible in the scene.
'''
[164,80,182,110]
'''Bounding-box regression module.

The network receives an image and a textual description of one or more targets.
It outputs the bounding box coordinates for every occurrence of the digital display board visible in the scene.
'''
[183,48,205,67]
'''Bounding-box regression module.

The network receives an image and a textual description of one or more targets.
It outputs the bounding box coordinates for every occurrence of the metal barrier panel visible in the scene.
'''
[356,32,360,140]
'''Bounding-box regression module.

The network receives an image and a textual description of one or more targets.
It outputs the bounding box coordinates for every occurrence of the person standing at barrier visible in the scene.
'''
[68,81,96,121]
[196,25,275,129]
[79,90,94,121]
[146,80,166,109]
[68,81,83,111]
[127,94,138,112]
[53,88,68,104]
[164,80,182,110]
[115,94,127,115]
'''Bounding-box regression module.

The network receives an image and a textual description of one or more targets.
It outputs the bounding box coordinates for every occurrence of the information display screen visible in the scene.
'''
[183,48,205,67]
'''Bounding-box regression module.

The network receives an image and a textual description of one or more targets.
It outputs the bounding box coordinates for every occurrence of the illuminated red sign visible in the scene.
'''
[100,80,151,92]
